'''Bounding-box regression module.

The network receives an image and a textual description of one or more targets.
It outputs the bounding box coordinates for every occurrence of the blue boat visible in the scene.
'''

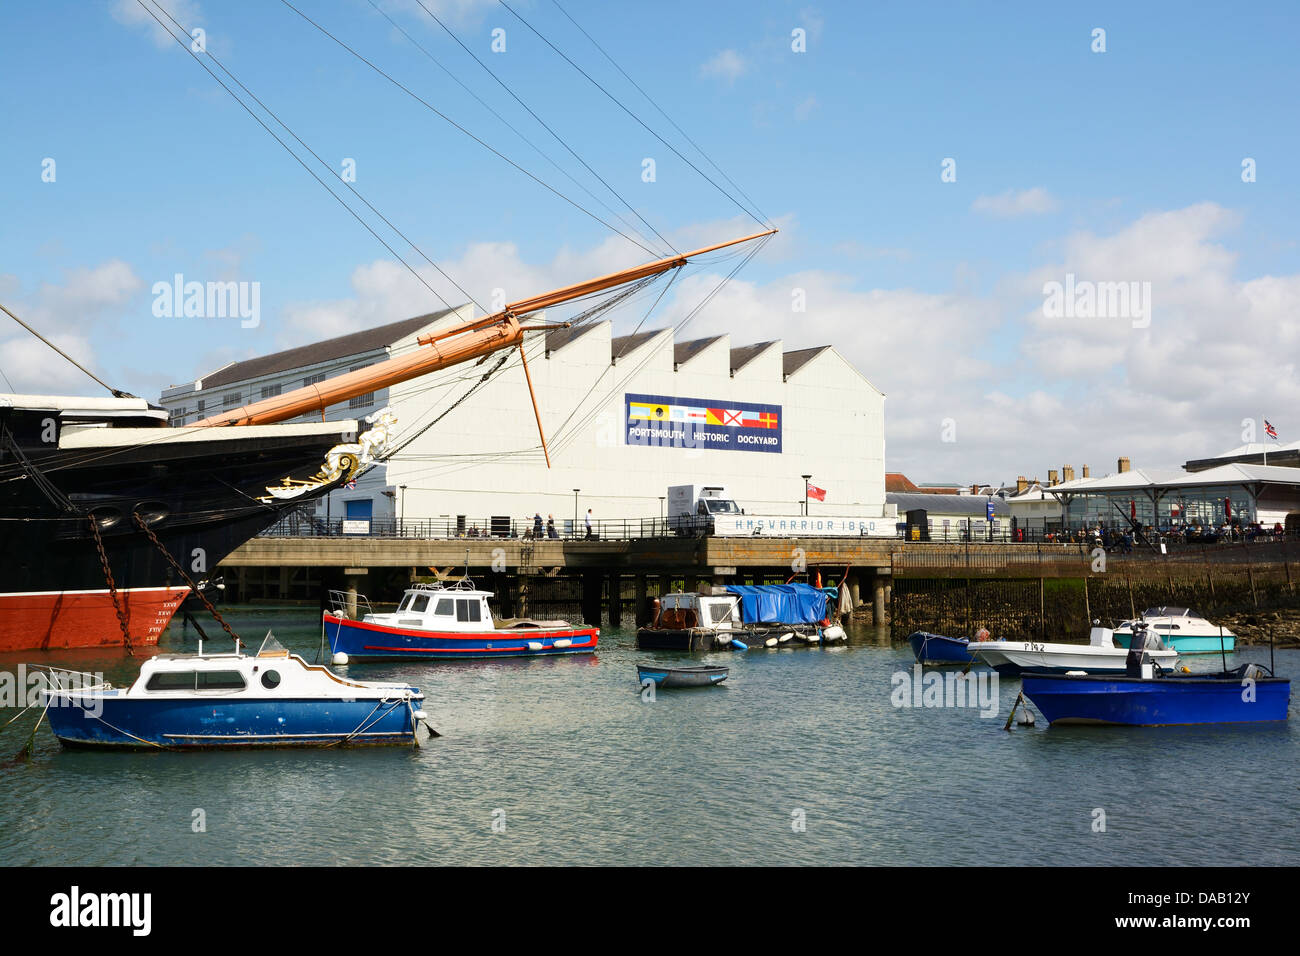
[1021,664,1290,726]
[636,662,729,688]
[41,634,427,749]
[908,631,977,664]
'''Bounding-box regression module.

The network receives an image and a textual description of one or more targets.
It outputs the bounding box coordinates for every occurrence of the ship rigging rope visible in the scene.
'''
[132,0,458,313]
[406,0,677,256]
[0,302,129,397]
[274,0,662,258]
[549,0,772,227]
[498,0,772,231]
[360,0,669,259]
[142,0,486,315]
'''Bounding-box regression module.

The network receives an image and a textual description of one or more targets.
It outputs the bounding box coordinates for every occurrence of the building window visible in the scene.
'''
[303,372,326,389]
[196,399,205,415]
[168,407,187,424]
[260,383,282,400]
[348,365,374,409]
[223,392,241,409]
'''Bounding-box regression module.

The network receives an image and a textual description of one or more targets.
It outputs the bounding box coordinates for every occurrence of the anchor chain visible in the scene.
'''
[131,513,242,650]
[87,514,135,657]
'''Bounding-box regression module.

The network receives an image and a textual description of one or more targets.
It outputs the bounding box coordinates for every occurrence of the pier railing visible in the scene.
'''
[260,505,1298,549]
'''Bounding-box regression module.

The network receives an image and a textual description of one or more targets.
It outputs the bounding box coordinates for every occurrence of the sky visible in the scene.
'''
[2,0,1298,487]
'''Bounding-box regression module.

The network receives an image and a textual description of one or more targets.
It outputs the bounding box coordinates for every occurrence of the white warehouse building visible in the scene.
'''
[159,306,889,534]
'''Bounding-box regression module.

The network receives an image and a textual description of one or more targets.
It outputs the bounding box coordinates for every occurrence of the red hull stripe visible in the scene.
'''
[360,636,598,653]
[324,612,597,642]
[0,587,189,652]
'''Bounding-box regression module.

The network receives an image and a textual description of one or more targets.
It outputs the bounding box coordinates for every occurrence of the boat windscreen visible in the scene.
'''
[256,631,289,657]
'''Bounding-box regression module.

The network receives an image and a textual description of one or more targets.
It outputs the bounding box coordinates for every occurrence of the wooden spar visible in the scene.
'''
[193,227,776,429]
[517,341,550,468]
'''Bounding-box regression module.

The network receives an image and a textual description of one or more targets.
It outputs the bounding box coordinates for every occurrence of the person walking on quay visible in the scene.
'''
[546,515,558,539]
[533,512,543,539]
[585,508,594,539]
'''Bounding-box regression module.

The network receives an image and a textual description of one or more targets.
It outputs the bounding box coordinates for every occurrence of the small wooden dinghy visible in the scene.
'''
[636,662,729,688]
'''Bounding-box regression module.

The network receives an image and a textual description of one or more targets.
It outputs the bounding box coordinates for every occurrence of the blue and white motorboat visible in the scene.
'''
[908,631,978,664]
[41,634,427,749]
[1112,607,1236,655]
[1021,663,1290,726]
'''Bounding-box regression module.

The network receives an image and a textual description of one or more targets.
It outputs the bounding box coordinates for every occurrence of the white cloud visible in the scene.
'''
[971,187,1060,218]
[700,49,748,83]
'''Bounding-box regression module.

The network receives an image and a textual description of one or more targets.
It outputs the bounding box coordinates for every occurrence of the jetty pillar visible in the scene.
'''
[635,574,648,626]
[581,571,602,626]
[873,574,886,626]
[608,573,622,626]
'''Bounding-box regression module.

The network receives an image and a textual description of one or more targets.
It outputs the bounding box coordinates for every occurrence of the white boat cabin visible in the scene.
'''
[658,592,742,631]
[364,582,496,632]
[53,634,419,702]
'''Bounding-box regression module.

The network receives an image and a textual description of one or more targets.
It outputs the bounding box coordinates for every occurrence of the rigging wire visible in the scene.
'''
[405,0,677,256]
[0,302,127,397]
[498,0,772,230]
[145,0,485,314]
[133,0,458,312]
[276,0,661,258]
[550,0,771,226]
[361,0,666,258]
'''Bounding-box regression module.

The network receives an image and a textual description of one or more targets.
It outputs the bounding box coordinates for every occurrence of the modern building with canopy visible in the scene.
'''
[1041,462,1300,533]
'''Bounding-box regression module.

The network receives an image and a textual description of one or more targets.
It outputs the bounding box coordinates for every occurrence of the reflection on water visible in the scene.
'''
[0,607,1295,866]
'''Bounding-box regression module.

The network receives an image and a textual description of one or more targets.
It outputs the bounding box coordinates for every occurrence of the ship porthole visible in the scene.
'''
[261,670,281,689]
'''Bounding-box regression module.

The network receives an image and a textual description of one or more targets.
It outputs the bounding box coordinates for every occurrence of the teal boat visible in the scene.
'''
[1112,607,1235,655]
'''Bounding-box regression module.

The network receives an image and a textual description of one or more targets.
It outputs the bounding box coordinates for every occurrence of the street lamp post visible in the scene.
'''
[573,489,580,538]
[801,474,812,516]
[400,484,407,533]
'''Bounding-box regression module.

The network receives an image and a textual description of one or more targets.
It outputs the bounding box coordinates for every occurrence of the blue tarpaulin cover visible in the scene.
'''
[721,584,827,624]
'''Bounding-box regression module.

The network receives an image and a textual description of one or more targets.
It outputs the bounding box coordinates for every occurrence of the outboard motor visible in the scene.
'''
[1125,621,1163,677]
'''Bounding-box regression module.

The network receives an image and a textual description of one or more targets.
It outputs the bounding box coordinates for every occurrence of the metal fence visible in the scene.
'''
[260,507,686,541]
[260,505,1300,548]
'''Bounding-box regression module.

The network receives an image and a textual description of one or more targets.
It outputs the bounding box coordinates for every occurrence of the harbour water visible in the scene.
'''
[1,607,1296,866]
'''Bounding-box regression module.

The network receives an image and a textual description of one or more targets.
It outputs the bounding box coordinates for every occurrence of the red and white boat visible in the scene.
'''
[323,581,598,662]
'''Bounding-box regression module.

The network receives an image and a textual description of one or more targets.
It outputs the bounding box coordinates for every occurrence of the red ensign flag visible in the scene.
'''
[807,484,826,501]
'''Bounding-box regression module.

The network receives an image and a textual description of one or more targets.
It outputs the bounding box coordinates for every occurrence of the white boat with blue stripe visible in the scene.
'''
[40,634,427,749]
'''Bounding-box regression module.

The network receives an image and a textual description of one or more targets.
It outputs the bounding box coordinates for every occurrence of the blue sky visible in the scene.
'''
[3,1,1298,481]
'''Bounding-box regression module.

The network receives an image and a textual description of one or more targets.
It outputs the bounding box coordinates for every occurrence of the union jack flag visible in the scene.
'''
[1265,420,1279,440]
[344,478,357,490]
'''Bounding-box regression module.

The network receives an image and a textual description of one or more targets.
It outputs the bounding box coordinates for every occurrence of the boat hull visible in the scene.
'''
[42,690,421,748]
[1021,674,1291,726]
[970,642,1180,676]
[0,586,189,652]
[325,613,597,660]
[636,664,728,688]
[908,631,976,664]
